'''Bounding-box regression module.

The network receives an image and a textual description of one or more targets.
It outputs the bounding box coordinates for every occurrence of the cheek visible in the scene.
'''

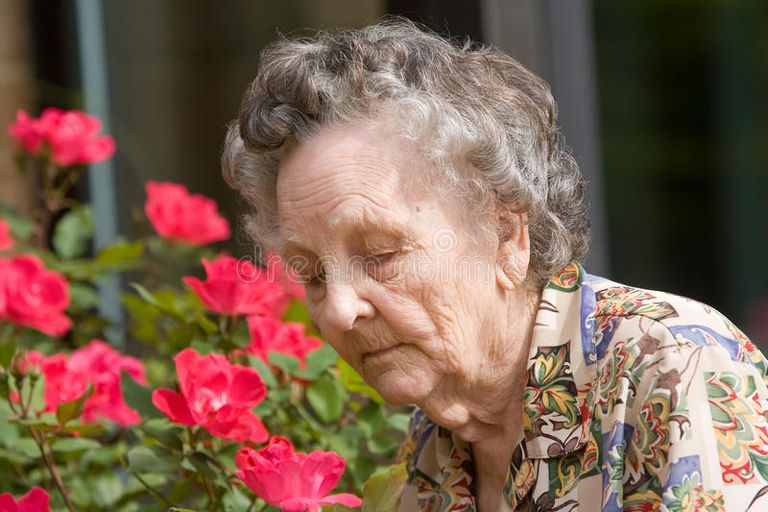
[370,283,437,341]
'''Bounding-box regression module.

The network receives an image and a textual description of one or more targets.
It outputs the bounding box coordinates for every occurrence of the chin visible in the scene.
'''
[364,366,435,406]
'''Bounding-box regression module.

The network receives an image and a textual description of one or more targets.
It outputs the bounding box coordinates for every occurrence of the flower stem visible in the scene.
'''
[131,470,177,507]
[30,428,76,512]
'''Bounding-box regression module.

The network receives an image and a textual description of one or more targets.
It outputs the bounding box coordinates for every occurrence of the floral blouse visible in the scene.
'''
[397,262,768,511]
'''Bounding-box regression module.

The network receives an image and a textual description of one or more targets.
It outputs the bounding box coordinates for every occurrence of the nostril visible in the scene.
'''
[324,283,375,332]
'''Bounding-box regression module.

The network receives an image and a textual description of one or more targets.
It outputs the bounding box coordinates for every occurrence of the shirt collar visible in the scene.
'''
[522,260,596,459]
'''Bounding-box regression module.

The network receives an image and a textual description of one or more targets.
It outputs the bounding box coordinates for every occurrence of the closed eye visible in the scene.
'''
[372,252,396,261]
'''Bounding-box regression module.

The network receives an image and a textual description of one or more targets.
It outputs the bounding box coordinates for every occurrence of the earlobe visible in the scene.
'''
[494,211,530,290]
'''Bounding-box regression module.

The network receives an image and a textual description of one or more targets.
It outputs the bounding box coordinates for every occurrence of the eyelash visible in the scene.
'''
[303,252,398,286]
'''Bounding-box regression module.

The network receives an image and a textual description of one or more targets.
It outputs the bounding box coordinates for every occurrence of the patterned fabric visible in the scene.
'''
[397,262,768,511]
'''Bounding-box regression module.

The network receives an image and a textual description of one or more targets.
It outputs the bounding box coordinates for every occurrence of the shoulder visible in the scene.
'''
[584,273,767,380]
[580,275,768,509]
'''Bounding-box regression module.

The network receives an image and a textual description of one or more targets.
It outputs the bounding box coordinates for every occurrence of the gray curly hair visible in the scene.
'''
[222,18,590,286]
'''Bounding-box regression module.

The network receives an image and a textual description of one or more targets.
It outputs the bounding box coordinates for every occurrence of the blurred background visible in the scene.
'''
[1,0,766,347]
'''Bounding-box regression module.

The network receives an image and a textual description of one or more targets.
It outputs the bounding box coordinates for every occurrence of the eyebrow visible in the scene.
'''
[279,210,416,259]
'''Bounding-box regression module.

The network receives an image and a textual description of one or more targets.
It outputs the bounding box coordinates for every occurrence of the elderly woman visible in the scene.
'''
[222,20,768,512]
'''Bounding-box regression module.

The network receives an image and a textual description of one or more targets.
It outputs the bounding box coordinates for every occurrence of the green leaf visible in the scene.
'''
[0,205,35,239]
[189,339,214,355]
[52,437,101,452]
[68,283,99,309]
[193,314,218,335]
[367,435,399,455]
[129,282,161,307]
[221,487,254,512]
[11,413,59,432]
[306,373,346,423]
[14,437,40,458]
[0,417,19,448]
[268,352,300,376]
[56,382,92,426]
[187,451,227,487]
[338,358,384,404]
[186,451,218,478]
[0,339,16,368]
[127,445,181,474]
[53,205,94,259]
[326,505,358,512]
[357,402,384,437]
[348,455,377,491]
[60,423,106,435]
[294,344,338,380]
[140,421,184,452]
[95,239,144,268]
[361,463,408,512]
[121,371,163,420]
[29,375,46,412]
[247,356,277,388]
[386,412,412,432]
[90,473,123,507]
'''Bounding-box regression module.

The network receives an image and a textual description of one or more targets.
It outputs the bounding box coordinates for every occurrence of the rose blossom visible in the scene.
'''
[144,181,230,245]
[0,487,50,512]
[184,255,287,316]
[0,220,13,251]
[40,340,146,425]
[236,436,362,512]
[0,254,71,336]
[7,108,115,165]
[152,348,269,442]
[246,315,322,367]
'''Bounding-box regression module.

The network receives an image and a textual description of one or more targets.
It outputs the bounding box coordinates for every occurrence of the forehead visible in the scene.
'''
[275,120,424,256]
[279,209,416,259]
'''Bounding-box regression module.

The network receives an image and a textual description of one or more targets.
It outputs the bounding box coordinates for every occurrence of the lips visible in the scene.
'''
[363,344,403,361]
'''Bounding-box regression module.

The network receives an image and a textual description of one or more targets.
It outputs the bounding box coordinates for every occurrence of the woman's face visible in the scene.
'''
[275,120,502,406]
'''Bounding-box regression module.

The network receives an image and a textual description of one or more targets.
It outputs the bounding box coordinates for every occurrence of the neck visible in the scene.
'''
[417,283,541,443]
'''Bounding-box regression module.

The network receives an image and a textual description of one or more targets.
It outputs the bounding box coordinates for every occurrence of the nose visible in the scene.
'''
[321,281,376,333]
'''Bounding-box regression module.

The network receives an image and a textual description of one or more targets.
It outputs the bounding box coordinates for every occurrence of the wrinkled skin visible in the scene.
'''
[277,118,539,475]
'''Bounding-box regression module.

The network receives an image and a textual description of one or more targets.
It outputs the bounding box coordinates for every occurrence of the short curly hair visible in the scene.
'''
[222,18,590,285]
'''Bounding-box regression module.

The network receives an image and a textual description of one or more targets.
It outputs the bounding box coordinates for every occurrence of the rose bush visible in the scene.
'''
[0,108,409,511]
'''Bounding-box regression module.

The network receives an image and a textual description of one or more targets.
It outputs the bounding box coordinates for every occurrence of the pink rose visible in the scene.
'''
[40,340,146,426]
[152,348,269,442]
[0,220,13,251]
[184,255,287,316]
[246,315,322,367]
[0,487,50,512]
[144,181,230,245]
[7,108,115,166]
[0,254,71,336]
[7,110,44,154]
[236,436,362,512]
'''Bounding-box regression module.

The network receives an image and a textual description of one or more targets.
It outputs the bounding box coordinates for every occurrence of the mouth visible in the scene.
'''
[363,344,404,362]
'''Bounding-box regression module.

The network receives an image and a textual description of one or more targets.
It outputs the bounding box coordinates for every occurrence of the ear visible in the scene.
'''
[495,210,530,290]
